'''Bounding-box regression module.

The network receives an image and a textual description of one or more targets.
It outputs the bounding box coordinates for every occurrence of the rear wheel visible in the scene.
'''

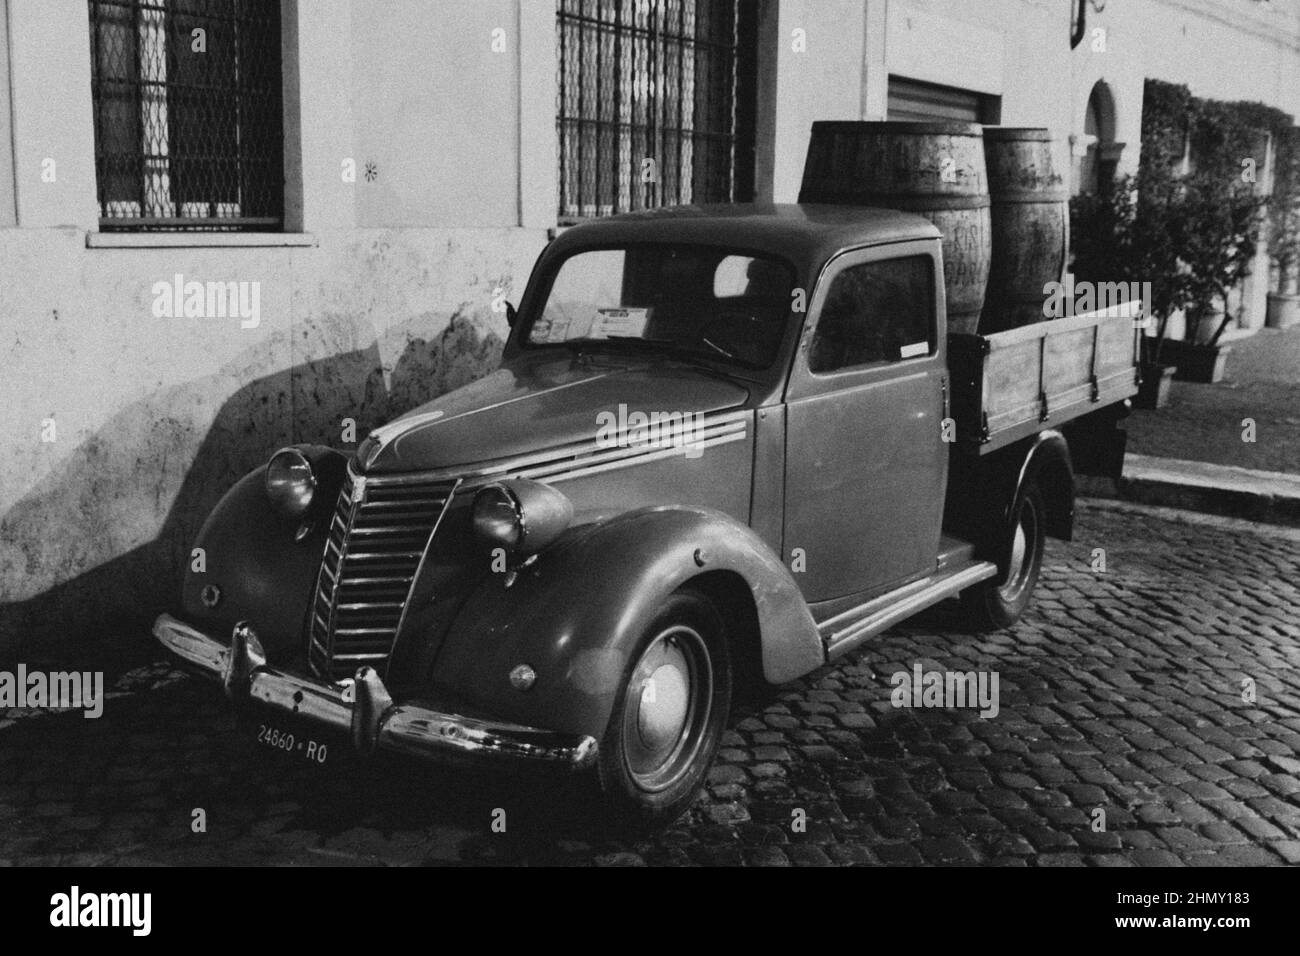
[596,589,731,829]
[961,482,1046,631]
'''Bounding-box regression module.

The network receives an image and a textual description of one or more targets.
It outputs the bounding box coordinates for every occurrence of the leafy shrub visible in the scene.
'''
[1072,80,1285,351]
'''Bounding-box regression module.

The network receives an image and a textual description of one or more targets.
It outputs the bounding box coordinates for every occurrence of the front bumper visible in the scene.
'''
[153,614,598,770]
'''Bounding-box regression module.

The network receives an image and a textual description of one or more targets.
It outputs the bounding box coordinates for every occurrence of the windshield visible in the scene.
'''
[526,244,796,368]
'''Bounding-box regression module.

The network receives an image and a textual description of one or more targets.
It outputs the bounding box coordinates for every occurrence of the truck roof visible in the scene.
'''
[550,203,942,271]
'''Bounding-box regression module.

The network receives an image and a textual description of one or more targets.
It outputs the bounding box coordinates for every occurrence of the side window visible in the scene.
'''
[809,255,935,373]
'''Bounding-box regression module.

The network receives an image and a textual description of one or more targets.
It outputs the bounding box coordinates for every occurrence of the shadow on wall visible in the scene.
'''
[0,312,504,672]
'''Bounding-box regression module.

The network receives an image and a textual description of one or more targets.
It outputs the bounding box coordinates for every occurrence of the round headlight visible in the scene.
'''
[472,479,574,562]
[265,448,316,518]
[472,485,523,552]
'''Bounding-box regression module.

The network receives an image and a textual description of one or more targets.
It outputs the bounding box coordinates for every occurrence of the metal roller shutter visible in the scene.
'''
[887,76,1001,124]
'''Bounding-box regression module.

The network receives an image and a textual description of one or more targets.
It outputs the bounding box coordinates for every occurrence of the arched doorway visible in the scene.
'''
[1078,81,1122,196]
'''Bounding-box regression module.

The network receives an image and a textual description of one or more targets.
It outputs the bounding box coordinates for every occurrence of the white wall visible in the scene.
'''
[0,0,552,655]
[759,0,1081,202]
[1071,0,1300,180]
[757,0,1298,202]
[6,0,98,228]
[755,0,1298,338]
[351,0,518,228]
[2,0,1298,655]
[760,0,872,203]
[282,0,356,233]
[0,0,15,226]
[1077,0,1300,334]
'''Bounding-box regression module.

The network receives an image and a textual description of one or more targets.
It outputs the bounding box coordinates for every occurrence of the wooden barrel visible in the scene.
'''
[800,121,992,334]
[980,128,1069,333]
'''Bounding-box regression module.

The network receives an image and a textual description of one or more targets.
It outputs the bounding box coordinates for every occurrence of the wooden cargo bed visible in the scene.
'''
[947,304,1142,453]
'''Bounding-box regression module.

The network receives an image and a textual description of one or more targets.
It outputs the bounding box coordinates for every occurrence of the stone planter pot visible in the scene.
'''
[1159,338,1232,383]
[1265,292,1300,329]
[1134,362,1176,409]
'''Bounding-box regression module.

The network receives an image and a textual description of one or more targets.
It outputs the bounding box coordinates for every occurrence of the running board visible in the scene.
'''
[822,561,999,660]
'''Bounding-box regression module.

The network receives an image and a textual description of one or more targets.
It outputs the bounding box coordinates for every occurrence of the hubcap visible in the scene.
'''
[637,663,690,752]
[622,625,712,793]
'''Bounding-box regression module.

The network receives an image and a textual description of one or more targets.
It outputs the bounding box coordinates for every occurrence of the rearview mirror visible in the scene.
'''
[506,302,519,329]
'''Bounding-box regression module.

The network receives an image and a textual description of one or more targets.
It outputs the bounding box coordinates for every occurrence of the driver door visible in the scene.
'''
[782,241,949,605]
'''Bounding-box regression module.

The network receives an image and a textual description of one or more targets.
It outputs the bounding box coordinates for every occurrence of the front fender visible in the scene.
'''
[427,506,823,740]
[179,445,347,660]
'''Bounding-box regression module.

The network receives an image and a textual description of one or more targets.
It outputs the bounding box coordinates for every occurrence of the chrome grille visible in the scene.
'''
[309,469,456,681]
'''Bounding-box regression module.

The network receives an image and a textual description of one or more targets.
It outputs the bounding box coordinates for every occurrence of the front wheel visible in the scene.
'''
[596,589,731,829]
[961,482,1046,631]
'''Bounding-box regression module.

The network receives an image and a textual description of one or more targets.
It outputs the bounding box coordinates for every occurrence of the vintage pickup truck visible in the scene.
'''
[155,202,1138,826]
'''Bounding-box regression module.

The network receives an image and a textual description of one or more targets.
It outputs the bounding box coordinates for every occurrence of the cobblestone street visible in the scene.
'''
[2,499,1299,867]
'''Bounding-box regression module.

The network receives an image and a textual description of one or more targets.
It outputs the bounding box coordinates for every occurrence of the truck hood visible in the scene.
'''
[356,352,751,473]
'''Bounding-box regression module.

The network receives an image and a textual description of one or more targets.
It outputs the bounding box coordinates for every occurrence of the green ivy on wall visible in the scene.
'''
[1072,79,1296,350]
[1271,126,1300,293]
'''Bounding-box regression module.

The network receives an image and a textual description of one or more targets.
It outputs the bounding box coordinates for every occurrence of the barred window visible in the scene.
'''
[88,0,284,232]
[557,0,757,222]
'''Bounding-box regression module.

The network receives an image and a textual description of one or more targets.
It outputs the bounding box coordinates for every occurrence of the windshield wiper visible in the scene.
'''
[701,337,735,359]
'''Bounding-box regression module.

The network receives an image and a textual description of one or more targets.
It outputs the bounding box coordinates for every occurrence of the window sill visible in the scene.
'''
[86,232,318,249]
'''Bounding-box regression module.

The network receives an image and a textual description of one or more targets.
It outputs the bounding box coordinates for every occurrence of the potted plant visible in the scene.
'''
[1158,169,1264,382]
[1267,126,1300,329]
[1072,84,1282,394]
[1143,96,1274,382]
[1070,167,1185,407]
[1136,338,1177,408]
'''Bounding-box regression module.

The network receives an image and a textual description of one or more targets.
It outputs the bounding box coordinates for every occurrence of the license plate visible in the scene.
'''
[254,721,331,765]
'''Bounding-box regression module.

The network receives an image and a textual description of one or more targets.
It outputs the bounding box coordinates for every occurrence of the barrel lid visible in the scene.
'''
[810,120,984,137]
[982,127,1055,140]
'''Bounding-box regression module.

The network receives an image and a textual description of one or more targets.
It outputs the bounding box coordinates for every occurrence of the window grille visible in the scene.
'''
[88,0,284,231]
[557,0,757,221]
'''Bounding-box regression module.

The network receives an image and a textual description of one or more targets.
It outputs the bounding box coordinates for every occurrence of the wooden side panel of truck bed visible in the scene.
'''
[948,304,1142,454]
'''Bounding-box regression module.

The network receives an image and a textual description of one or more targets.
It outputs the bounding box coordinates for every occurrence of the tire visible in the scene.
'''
[961,482,1046,631]
[596,588,732,829]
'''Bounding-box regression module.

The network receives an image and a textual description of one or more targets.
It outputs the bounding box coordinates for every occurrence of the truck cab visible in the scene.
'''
[510,203,953,605]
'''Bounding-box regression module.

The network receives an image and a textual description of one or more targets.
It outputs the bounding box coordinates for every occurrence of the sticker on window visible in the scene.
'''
[899,341,929,359]
[531,315,570,343]
[589,308,650,340]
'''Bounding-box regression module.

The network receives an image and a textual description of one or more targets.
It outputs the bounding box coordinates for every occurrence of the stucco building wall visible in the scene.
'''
[2,0,1297,659]
[0,0,15,227]
[0,0,551,657]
